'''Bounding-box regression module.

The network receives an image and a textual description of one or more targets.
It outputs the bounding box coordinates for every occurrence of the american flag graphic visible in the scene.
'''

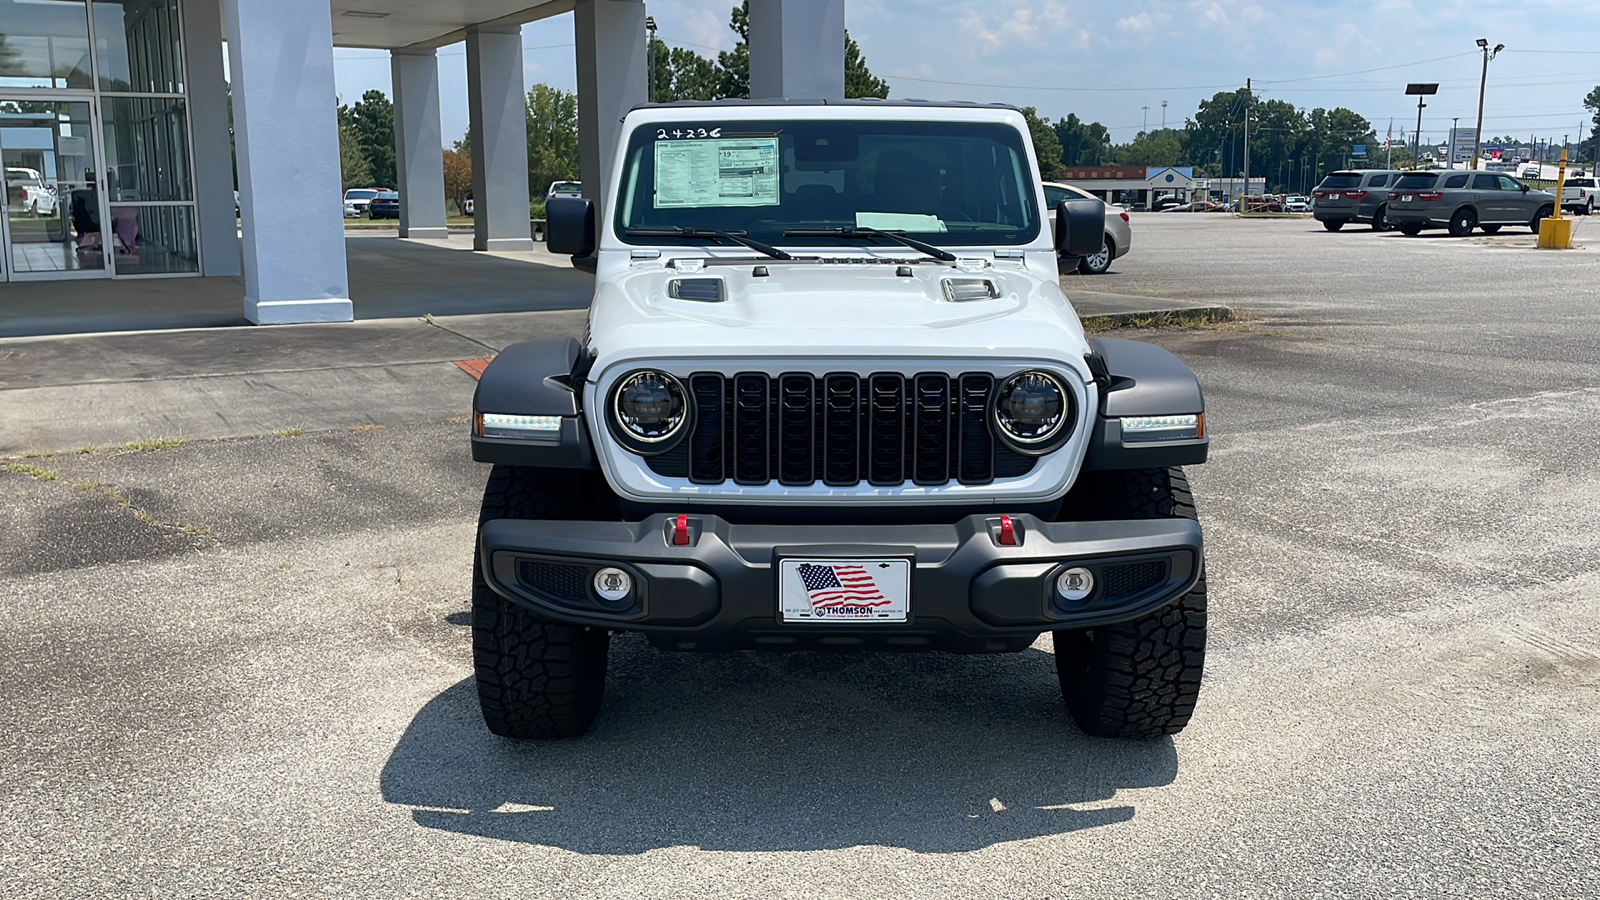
[796,563,889,610]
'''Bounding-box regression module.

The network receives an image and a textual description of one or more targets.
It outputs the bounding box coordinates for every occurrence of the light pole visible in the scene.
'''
[1450,117,1459,168]
[1406,83,1437,169]
[1471,38,1504,170]
[1142,106,1150,135]
[1161,100,1168,131]
[645,16,658,103]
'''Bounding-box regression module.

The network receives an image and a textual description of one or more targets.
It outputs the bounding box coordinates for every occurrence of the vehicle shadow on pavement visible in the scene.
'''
[379,637,1178,853]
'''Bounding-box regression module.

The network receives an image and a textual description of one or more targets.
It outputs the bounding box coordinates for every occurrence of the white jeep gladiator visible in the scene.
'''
[469,100,1210,740]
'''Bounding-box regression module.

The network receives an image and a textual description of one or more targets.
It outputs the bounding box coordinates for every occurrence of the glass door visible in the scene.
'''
[0,98,108,281]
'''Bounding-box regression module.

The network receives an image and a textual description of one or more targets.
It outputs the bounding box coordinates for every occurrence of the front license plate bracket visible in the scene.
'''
[778,557,912,624]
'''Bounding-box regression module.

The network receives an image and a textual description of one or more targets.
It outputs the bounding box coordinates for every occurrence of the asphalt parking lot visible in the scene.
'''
[3,216,1598,898]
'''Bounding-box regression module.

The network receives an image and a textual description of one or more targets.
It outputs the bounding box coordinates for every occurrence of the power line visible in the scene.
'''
[882,73,1239,93]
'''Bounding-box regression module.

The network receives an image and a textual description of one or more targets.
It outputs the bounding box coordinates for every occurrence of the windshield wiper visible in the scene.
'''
[781,226,958,262]
[624,227,792,260]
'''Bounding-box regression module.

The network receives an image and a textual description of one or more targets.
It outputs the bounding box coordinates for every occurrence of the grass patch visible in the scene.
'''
[272,427,306,438]
[74,446,97,454]
[7,463,59,481]
[119,437,187,452]
[349,423,385,432]
[73,481,99,491]
[1081,307,1237,333]
[22,450,54,459]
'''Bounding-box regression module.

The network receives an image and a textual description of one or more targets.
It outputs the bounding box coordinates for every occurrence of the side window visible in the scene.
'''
[1367,175,1389,187]
[1497,175,1521,191]
[1471,174,1499,190]
[1043,186,1067,208]
[1444,174,1469,189]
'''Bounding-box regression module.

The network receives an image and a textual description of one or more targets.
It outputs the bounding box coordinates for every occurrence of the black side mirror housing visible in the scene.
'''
[1521,183,1530,192]
[547,196,596,257]
[1055,198,1105,257]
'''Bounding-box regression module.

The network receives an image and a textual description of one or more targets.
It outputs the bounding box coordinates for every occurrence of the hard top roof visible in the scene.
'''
[630,97,1022,113]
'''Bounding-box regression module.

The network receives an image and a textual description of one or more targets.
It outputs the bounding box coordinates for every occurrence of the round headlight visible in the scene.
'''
[611,370,688,448]
[993,371,1070,449]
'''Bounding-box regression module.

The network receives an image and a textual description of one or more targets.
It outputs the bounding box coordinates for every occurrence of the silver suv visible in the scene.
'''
[1385,170,1557,237]
[1312,169,1403,231]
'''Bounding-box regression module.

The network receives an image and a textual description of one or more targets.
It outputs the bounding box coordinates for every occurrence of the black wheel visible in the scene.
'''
[1447,207,1476,237]
[473,464,615,739]
[1322,219,1344,232]
[1398,222,1424,236]
[1369,204,1388,231]
[1479,224,1502,234]
[1077,236,1113,275]
[1053,468,1207,739]
[1587,200,1594,216]
[1530,205,1553,233]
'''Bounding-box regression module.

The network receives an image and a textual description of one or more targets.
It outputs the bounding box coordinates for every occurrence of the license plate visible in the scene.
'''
[1401,194,1414,202]
[1328,193,1340,200]
[779,558,910,623]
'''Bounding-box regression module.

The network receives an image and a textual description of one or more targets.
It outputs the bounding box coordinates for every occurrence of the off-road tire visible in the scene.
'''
[1480,224,1502,234]
[473,464,613,739]
[1054,467,1207,739]
[1077,236,1113,275]
[1530,205,1553,233]
[1448,207,1476,237]
[1369,205,1388,231]
[1398,222,1424,236]
[1322,219,1344,232]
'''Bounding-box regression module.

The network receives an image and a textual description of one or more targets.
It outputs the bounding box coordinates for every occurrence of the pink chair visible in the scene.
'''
[111,207,138,253]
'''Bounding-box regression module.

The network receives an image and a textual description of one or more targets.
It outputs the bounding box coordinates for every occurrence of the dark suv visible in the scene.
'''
[1312,169,1403,231]
[1385,170,1557,237]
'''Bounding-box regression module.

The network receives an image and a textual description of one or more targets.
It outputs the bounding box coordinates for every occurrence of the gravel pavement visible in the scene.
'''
[2,216,1597,898]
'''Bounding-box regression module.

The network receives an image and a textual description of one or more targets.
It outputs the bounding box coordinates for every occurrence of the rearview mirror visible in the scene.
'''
[546,195,596,257]
[1055,198,1105,258]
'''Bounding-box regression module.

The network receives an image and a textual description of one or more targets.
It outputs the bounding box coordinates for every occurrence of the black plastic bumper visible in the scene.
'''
[479,513,1202,653]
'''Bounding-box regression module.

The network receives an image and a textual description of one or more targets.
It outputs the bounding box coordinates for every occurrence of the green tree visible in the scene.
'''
[712,1,888,100]
[1053,114,1112,166]
[338,119,372,190]
[1584,87,1600,162]
[844,33,888,99]
[1114,128,1185,167]
[1020,107,1064,180]
[338,90,396,187]
[526,83,580,199]
[651,41,720,102]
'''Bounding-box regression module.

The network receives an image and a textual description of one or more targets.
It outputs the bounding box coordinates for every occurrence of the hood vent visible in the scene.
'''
[668,278,725,303]
[942,278,999,302]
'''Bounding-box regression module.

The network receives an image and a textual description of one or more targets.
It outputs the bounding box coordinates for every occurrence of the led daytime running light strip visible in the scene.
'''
[1120,414,1203,442]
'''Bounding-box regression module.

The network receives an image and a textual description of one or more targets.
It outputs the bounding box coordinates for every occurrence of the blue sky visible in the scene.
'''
[331,0,1598,150]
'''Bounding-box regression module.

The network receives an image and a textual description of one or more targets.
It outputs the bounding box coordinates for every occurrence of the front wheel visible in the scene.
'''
[472,465,612,739]
[1077,236,1113,275]
[1447,207,1477,237]
[1369,205,1388,231]
[1530,205,1553,233]
[1054,468,1207,738]
[1322,219,1344,232]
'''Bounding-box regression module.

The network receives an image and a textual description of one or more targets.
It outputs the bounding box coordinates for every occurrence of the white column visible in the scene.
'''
[748,0,845,100]
[182,0,239,277]
[574,0,647,223]
[466,26,534,253]
[221,0,351,323]
[391,47,448,240]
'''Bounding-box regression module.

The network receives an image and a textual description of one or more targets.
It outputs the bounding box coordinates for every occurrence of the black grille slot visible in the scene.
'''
[913,374,951,484]
[1100,560,1167,600]
[668,278,724,302]
[518,561,589,602]
[778,375,815,485]
[643,372,1042,488]
[732,374,770,485]
[868,374,906,486]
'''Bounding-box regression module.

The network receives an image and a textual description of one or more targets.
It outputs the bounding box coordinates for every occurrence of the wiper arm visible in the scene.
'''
[624,226,792,260]
[781,226,958,262]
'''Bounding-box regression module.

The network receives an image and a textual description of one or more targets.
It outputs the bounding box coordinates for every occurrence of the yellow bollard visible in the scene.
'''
[1538,148,1574,248]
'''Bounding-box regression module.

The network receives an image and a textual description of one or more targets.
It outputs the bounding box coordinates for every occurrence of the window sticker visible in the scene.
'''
[654,137,780,208]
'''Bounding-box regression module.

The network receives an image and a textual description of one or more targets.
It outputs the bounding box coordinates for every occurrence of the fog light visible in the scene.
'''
[593,567,633,603]
[1055,567,1095,602]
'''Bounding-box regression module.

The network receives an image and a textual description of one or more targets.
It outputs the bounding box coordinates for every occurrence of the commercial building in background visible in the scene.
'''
[0,0,845,327]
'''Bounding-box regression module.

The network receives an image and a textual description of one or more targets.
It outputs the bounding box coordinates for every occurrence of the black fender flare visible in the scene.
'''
[1081,337,1208,471]
[470,338,597,469]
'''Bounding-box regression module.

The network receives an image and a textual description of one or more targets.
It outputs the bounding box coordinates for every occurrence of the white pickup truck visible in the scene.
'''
[1561,175,1597,215]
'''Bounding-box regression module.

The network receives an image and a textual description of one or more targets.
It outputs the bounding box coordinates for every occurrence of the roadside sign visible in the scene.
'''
[1351,144,1367,156]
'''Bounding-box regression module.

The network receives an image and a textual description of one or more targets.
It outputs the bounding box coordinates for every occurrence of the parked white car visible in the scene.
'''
[545,180,582,202]
[5,167,56,217]
[1283,195,1311,213]
[343,187,382,218]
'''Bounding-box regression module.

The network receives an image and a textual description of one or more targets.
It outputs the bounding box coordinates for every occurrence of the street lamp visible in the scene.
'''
[1406,83,1438,169]
[1471,38,1504,170]
[1450,116,1459,168]
[645,16,658,103]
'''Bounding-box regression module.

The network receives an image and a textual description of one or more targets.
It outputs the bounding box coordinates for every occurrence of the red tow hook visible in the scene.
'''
[998,515,1018,546]
[672,514,690,546]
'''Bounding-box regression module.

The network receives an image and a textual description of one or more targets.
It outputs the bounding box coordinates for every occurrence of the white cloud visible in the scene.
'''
[1117,12,1155,33]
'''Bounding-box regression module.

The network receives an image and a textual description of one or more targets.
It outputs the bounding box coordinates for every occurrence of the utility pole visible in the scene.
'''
[1161,100,1168,131]
[1242,78,1250,204]
[1472,38,1503,170]
[1387,118,1394,168]
[645,16,658,103]
[1406,83,1437,170]
[1142,106,1150,134]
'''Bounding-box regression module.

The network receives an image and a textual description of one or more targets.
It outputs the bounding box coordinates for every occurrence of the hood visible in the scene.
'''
[586,257,1090,368]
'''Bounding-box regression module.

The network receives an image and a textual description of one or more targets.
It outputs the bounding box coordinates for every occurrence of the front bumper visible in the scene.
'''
[479,513,1202,653]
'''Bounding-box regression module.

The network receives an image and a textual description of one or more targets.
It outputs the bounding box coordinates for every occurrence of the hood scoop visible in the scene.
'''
[668,277,725,303]
[941,277,1000,302]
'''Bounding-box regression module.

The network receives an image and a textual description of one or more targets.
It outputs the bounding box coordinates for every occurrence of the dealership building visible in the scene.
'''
[0,0,847,325]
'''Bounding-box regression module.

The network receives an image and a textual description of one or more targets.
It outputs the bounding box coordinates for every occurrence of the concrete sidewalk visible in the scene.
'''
[0,278,1226,456]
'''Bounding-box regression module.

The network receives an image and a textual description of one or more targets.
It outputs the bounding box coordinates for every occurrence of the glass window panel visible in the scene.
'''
[93,0,184,93]
[101,95,191,201]
[0,0,94,89]
[108,202,196,274]
[1,99,105,275]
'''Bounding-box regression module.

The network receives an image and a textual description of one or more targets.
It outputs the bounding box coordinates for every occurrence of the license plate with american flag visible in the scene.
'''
[779,558,911,623]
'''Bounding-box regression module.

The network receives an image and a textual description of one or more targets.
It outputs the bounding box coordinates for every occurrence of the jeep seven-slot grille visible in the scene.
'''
[645,373,1040,487]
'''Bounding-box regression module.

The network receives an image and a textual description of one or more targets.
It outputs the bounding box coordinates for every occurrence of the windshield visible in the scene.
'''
[615,118,1039,247]
[550,182,580,193]
[1393,173,1437,189]
[346,190,377,200]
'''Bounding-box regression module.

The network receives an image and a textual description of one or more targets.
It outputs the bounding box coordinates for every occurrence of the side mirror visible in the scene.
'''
[546,195,596,257]
[1521,183,1530,192]
[1055,198,1105,257]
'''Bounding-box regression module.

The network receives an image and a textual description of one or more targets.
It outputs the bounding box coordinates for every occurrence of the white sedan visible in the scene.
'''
[1043,181,1132,275]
